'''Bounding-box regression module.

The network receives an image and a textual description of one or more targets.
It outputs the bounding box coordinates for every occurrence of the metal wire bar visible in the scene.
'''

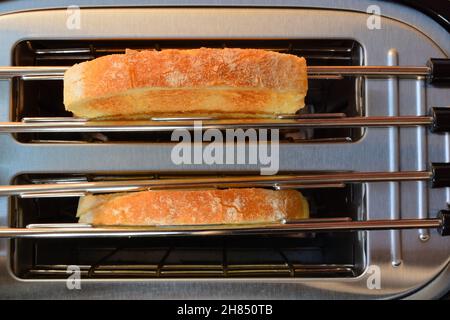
[24,263,355,278]
[0,115,434,133]
[0,217,442,238]
[0,65,431,79]
[0,171,433,197]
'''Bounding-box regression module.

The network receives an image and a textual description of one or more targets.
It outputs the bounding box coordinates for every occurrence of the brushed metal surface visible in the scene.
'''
[0,4,448,299]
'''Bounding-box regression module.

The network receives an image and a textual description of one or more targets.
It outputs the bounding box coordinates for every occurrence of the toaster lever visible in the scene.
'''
[427,58,450,86]
[431,107,450,133]
[431,163,450,188]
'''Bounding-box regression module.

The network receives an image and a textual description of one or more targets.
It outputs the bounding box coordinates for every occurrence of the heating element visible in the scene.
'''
[0,3,449,300]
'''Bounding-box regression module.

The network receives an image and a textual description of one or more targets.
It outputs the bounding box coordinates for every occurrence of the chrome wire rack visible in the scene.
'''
[1,172,449,238]
[0,58,448,134]
[1,215,448,238]
[0,65,434,80]
[0,111,447,133]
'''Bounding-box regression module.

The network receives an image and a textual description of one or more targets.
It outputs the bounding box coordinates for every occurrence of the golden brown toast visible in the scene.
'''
[64,48,308,119]
[77,188,309,226]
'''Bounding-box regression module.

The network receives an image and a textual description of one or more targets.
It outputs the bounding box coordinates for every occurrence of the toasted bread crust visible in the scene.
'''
[64,48,307,119]
[77,188,309,226]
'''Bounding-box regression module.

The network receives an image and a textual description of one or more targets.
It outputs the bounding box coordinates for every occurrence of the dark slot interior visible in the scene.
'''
[12,39,364,143]
[10,173,366,279]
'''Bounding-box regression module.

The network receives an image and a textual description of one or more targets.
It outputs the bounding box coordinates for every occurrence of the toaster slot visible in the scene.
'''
[9,173,366,279]
[12,39,364,143]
